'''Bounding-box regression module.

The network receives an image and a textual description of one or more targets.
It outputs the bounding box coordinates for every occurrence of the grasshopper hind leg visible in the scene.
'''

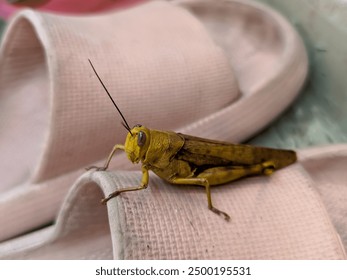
[197,160,276,186]
[171,160,276,221]
[171,177,231,221]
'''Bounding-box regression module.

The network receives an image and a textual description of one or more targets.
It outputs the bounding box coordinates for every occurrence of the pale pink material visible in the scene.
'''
[0,0,239,241]
[1,144,347,259]
[0,0,146,20]
[2,0,343,260]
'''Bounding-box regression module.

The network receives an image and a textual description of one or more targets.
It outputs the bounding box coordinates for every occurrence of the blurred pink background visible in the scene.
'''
[0,0,147,20]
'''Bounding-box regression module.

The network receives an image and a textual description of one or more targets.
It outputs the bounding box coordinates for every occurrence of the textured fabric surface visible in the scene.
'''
[1,146,346,259]
[1,0,337,260]
[0,0,239,241]
[0,0,307,243]
[298,145,347,251]
[0,0,238,185]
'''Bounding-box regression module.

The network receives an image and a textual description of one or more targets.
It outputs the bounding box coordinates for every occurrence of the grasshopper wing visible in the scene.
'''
[176,133,296,170]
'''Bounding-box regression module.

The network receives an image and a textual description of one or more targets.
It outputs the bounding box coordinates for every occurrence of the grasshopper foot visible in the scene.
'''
[209,206,231,222]
[85,166,107,171]
[100,191,121,205]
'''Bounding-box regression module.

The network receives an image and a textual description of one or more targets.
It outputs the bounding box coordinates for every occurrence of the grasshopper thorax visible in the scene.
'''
[124,125,151,164]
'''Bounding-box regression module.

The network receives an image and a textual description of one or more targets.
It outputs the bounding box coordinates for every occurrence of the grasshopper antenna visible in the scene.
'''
[88,59,133,136]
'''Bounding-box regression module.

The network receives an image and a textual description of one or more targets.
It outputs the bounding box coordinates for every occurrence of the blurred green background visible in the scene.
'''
[249,0,347,149]
[0,0,346,149]
[0,19,4,35]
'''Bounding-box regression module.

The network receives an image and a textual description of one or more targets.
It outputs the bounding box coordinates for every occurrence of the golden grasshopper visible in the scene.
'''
[87,60,297,221]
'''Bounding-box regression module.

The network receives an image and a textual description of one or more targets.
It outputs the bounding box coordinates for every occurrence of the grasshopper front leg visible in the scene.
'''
[101,166,149,204]
[86,144,125,171]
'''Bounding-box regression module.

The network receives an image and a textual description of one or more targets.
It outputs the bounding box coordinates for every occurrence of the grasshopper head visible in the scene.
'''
[124,125,150,163]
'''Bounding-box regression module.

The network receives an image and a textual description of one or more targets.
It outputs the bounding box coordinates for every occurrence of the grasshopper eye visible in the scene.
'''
[137,131,146,147]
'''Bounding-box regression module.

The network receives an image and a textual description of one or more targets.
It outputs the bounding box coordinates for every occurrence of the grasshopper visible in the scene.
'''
[87,60,297,221]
